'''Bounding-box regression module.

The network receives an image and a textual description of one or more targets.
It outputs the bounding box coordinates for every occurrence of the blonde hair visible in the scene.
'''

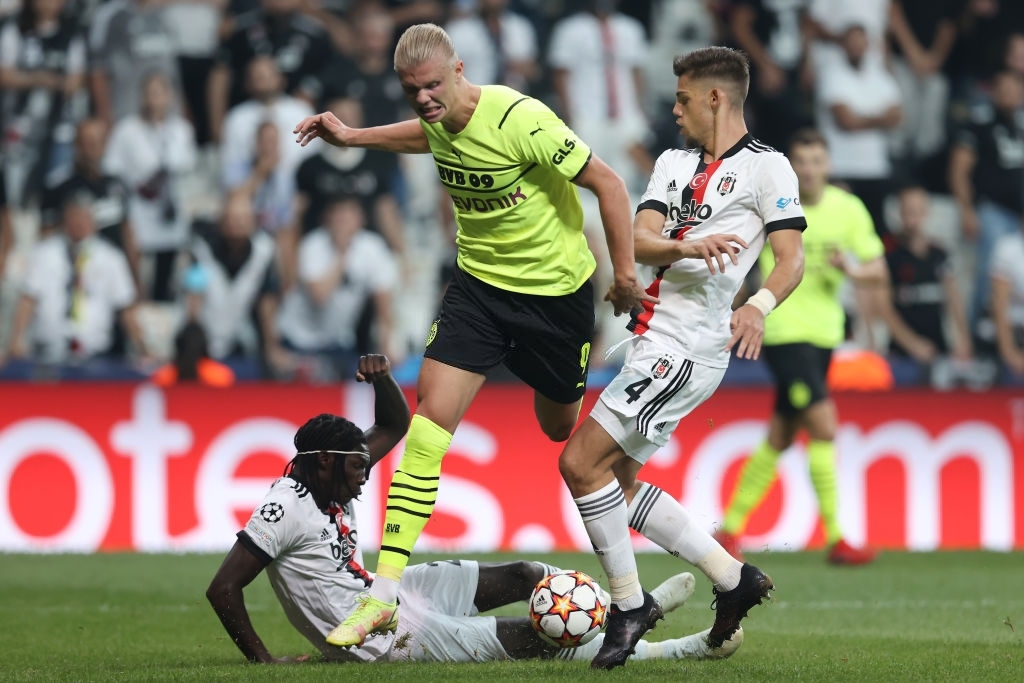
[393,23,458,71]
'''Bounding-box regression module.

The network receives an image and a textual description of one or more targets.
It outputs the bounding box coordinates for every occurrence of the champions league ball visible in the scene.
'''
[528,570,609,647]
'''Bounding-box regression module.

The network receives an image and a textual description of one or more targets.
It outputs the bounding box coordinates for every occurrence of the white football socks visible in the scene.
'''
[536,562,564,578]
[560,629,731,662]
[369,575,400,603]
[628,482,741,592]
[574,480,644,610]
[561,632,648,661]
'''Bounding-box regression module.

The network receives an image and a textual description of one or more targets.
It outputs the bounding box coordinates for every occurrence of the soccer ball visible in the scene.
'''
[529,570,608,647]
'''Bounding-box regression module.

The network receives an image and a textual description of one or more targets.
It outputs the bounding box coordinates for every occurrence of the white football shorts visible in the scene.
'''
[591,336,726,464]
[388,559,509,662]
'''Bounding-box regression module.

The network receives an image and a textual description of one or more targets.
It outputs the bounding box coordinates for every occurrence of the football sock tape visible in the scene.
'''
[574,480,643,609]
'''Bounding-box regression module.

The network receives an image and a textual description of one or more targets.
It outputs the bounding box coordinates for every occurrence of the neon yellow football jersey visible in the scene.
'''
[421,85,597,295]
[761,184,884,348]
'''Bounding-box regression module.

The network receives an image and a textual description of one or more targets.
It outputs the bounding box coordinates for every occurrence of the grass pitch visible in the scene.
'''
[2,550,1021,682]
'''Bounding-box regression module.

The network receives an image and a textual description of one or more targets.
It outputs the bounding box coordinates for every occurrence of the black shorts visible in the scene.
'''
[762,343,833,416]
[424,267,595,404]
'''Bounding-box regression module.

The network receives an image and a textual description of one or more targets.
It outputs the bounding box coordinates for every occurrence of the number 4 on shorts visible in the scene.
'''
[624,378,652,404]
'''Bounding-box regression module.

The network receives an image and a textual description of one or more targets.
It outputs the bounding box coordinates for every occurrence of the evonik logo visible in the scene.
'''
[451,187,528,213]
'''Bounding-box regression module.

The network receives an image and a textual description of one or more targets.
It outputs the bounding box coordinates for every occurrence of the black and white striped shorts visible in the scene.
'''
[591,336,726,463]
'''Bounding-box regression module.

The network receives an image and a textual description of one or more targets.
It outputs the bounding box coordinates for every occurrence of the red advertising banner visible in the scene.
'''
[0,383,1021,552]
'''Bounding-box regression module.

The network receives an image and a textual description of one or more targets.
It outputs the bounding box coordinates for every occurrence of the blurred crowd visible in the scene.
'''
[0,0,1023,388]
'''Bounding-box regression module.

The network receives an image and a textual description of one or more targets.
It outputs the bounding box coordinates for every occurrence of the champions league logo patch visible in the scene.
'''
[259,502,284,523]
[651,356,674,379]
[717,173,737,196]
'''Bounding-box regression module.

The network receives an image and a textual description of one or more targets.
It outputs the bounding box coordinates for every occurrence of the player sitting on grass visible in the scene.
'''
[206,355,743,663]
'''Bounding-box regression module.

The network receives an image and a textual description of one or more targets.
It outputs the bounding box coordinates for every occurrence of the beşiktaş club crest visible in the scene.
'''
[651,356,674,379]
[717,172,738,196]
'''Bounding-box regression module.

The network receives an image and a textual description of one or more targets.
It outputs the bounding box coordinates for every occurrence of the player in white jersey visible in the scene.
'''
[558,47,807,670]
[207,354,744,664]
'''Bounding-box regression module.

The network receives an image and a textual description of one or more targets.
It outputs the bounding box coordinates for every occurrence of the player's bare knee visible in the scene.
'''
[541,421,574,442]
[205,581,224,609]
[808,427,835,442]
[557,447,589,492]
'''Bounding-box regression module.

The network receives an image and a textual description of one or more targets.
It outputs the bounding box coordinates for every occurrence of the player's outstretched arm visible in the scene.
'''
[357,354,411,468]
[574,156,656,315]
[294,112,430,154]
[728,228,804,360]
[207,542,309,664]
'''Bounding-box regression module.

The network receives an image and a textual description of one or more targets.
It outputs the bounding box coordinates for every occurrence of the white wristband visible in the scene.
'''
[745,288,776,316]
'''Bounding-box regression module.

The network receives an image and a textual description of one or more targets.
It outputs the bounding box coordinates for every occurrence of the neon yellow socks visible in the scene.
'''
[722,438,841,544]
[721,440,781,534]
[370,414,452,602]
[807,439,841,544]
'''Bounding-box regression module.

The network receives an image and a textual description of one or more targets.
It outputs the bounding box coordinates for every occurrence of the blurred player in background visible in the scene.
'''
[715,128,882,566]
[557,46,806,669]
[206,355,742,664]
[293,22,651,647]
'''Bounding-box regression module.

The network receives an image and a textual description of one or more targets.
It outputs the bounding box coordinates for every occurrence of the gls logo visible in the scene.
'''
[552,138,576,165]
[668,198,713,223]
[776,197,800,209]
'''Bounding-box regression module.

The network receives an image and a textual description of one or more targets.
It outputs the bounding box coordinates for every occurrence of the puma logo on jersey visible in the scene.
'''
[529,124,543,136]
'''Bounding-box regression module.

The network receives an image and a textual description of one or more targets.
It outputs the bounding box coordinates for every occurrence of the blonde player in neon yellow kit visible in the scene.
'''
[715,128,883,565]
[294,23,653,647]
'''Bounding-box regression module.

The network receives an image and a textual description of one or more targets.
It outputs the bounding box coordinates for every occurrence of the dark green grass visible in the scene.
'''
[2,551,1022,681]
